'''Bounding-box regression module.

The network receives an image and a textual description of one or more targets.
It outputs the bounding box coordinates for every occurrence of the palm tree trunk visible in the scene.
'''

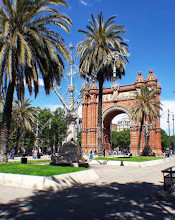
[15,128,21,155]
[138,112,144,155]
[97,79,103,155]
[0,80,15,163]
[143,126,152,156]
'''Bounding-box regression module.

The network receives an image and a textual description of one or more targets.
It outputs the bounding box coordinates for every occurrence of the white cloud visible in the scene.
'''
[78,105,82,118]
[160,100,175,134]
[80,0,88,6]
[80,0,101,6]
[24,78,44,88]
[43,104,82,118]
[39,78,44,86]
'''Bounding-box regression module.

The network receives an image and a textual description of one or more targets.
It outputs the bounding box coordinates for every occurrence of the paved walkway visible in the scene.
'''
[8,154,51,162]
[0,157,175,219]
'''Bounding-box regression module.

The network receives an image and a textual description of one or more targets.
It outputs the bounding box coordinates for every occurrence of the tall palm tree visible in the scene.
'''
[0,0,72,162]
[76,12,129,154]
[11,98,38,154]
[130,85,162,155]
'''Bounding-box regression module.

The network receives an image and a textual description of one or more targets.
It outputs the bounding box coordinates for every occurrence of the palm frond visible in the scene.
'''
[76,12,129,82]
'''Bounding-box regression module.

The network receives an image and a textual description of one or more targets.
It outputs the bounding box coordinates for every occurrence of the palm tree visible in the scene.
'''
[130,85,162,155]
[76,12,129,154]
[11,98,38,154]
[0,0,72,162]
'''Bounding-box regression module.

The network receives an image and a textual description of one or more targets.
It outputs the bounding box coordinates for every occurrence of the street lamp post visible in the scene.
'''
[35,114,39,149]
[167,109,171,155]
[173,114,175,154]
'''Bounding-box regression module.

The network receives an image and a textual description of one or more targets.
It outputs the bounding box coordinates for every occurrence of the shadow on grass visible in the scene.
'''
[0,182,175,219]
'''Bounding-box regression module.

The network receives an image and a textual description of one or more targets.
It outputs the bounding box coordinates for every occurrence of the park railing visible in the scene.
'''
[161,166,175,191]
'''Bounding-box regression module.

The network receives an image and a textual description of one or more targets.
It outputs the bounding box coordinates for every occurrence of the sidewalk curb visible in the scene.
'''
[0,169,99,191]
[89,157,173,167]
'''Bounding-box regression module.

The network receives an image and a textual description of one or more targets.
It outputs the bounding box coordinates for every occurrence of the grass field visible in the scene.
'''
[24,159,52,164]
[95,156,164,162]
[0,161,86,176]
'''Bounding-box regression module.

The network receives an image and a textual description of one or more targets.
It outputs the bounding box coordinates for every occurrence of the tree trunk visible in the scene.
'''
[15,128,21,155]
[138,112,144,155]
[97,79,103,155]
[0,80,15,163]
[142,125,152,156]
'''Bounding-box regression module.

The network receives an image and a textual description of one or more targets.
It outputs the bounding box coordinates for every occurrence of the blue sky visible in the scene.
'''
[24,0,175,133]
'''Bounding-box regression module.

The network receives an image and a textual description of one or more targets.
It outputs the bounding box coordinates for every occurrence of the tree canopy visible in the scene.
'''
[111,129,130,152]
[0,0,72,162]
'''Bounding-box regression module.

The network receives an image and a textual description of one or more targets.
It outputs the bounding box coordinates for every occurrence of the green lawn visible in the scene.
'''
[25,159,52,164]
[0,162,86,176]
[95,156,164,162]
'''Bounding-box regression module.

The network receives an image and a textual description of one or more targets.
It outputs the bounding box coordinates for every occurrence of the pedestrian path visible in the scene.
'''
[8,154,51,162]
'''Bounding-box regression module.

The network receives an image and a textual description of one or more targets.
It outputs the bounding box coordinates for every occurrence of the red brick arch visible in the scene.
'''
[81,71,162,156]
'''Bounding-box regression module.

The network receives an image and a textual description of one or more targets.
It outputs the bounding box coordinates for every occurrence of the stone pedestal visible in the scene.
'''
[64,112,78,143]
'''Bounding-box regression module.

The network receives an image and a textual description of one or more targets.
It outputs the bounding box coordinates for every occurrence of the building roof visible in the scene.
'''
[135,72,145,83]
[146,70,157,81]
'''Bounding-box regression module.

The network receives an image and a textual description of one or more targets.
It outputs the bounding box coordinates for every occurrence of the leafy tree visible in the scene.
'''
[161,129,168,152]
[76,12,129,154]
[37,108,53,149]
[49,108,67,152]
[130,85,162,155]
[11,98,38,154]
[0,0,72,162]
[111,129,130,152]
[170,135,175,152]
[21,130,35,154]
[77,131,81,146]
[37,108,67,153]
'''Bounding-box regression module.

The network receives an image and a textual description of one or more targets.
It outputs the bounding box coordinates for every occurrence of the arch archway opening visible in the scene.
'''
[103,109,131,154]
[111,113,130,154]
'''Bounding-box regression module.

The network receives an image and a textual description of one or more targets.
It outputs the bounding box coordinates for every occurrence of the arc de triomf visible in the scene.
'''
[81,70,162,156]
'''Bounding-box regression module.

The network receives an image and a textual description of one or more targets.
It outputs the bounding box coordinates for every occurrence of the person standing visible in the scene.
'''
[90,151,93,159]
[34,149,37,159]
[103,149,106,157]
[11,148,15,159]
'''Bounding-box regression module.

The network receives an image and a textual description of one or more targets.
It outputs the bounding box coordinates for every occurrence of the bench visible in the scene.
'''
[161,166,175,191]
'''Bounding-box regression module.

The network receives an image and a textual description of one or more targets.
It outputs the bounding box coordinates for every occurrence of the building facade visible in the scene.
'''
[112,117,130,132]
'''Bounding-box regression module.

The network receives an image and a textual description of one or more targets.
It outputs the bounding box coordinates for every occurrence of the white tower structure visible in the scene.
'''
[53,43,81,143]
[53,47,124,144]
